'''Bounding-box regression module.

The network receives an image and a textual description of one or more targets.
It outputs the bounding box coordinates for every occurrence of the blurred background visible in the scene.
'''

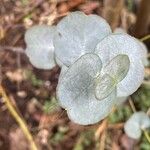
[0,0,150,149]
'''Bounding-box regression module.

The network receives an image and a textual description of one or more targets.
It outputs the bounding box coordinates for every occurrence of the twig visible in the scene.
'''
[0,85,38,150]
[0,45,25,53]
[144,130,150,143]
[99,129,107,150]
[140,34,150,42]
[108,123,124,129]
[95,119,108,140]
[128,97,136,113]
[142,80,150,85]
[147,53,150,58]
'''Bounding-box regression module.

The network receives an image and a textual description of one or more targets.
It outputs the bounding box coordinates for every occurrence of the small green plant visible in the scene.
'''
[43,97,60,114]
[25,11,147,125]
[124,112,150,139]
[25,70,43,87]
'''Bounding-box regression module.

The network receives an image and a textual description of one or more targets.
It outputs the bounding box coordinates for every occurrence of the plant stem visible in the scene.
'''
[140,34,150,42]
[0,85,38,150]
[144,130,150,143]
[128,97,136,113]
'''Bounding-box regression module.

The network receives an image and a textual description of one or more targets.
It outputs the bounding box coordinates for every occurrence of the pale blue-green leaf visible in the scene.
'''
[57,53,117,125]
[104,54,130,83]
[95,33,144,97]
[95,74,116,100]
[54,11,111,66]
[57,53,102,108]
[124,112,150,139]
[25,25,56,69]
[114,29,148,66]
[67,89,116,125]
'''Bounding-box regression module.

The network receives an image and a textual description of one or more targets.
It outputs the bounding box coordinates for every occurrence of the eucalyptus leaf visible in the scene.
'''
[57,53,102,108]
[114,28,148,66]
[104,54,130,83]
[25,25,56,69]
[95,74,116,100]
[67,90,116,125]
[124,112,150,139]
[54,11,111,66]
[57,53,117,125]
[95,33,144,97]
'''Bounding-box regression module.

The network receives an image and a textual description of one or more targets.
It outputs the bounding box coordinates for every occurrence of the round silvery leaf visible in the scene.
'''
[113,28,147,72]
[57,53,117,125]
[104,54,130,83]
[95,33,144,97]
[67,89,116,125]
[54,11,112,66]
[113,28,148,66]
[95,74,116,100]
[57,53,102,108]
[124,112,150,139]
[25,25,56,69]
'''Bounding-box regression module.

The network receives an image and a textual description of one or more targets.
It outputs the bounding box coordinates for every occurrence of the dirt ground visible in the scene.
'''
[0,0,150,150]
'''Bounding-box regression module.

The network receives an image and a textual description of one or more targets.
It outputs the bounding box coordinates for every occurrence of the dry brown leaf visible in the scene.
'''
[102,0,124,30]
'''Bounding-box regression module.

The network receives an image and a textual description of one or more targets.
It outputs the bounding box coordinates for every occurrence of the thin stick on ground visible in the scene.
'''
[140,34,150,42]
[0,85,38,150]
[99,130,107,150]
[128,97,136,113]
[144,130,150,143]
[95,119,108,140]
[0,45,24,53]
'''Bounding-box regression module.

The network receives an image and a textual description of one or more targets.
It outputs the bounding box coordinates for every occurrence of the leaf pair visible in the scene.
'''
[95,54,130,100]
[57,53,129,125]
[124,112,150,139]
